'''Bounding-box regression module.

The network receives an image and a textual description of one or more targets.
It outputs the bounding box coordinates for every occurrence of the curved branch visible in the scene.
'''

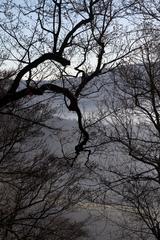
[0,83,89,156]
[8,53,70,94]
[59,18,93,54]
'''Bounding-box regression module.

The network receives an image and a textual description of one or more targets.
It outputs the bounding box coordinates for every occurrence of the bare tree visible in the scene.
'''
[87,27,160,239]
[0,0,132,159]
[0,1,146,239]
[0,70,89,240]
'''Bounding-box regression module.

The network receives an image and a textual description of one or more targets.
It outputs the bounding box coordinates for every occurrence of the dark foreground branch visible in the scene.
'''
[0,83,89,158]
